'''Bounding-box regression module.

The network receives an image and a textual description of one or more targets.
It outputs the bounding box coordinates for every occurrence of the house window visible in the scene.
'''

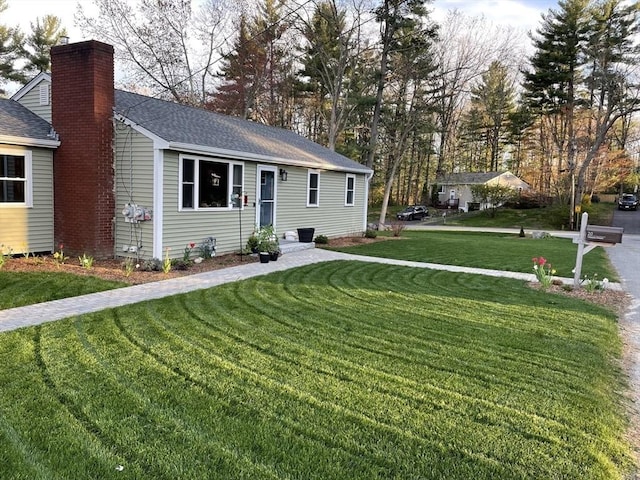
[180,155,244,210]
[0,153,32,206]
[307,170,319,207]
[438,185,445,194]
[345,174,355,206]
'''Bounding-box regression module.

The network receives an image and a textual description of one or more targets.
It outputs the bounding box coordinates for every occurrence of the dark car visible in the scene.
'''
[396,205,429,221]
[618,194,638,210]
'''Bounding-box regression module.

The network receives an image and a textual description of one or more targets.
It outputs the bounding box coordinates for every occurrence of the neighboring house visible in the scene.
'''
[2,40,373,260]
[0,97,60,254]
[435,171,529,212]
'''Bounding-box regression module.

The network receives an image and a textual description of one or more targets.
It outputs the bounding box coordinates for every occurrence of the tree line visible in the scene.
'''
[2,0,639,229]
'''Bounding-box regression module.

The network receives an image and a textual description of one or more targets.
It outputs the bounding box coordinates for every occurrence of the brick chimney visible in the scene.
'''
[51,40,115,259]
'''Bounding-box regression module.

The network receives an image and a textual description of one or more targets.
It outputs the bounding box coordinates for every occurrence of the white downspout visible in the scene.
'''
[363,170,373,231]
[152,146,164,259]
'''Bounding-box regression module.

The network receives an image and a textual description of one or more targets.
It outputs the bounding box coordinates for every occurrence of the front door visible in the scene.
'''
[257,166,277,228]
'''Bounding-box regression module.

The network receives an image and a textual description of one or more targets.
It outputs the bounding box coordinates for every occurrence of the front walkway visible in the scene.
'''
[0,246,621,333]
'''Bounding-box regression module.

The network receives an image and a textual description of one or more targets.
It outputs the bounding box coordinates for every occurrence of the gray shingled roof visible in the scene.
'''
[0,98,55,142]
[436,172,505,185]
[114,90,371,174]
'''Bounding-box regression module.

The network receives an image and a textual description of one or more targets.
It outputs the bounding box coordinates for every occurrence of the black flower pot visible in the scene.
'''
[297,228,315,243]
[269,251,279,261]
[259,252,270,263]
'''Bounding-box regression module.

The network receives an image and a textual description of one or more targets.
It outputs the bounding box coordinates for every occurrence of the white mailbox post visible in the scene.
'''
[573,212,623,287]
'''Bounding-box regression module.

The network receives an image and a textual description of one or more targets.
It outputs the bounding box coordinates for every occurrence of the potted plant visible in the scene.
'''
[256,225,279,263]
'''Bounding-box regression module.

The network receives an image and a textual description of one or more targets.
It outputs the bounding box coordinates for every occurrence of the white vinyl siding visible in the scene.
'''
[273,166,368,240]
[0,146,53,253]
[113,125,155,259]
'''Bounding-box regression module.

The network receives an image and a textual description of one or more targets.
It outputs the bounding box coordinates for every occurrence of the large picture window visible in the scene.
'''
[180,156,244,210]
[307,170,319,207]
[0,153,31,206]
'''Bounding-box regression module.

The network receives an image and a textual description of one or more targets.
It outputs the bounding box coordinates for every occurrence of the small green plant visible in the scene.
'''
[314,234,329,244]
[122,256,138,277]
[52,243,68,266]
[364,229,377,239]
[183,242,196,261]
[199,237,217,258]
[582,273,609,293]
[245,233,260,253]
[163,248,172,274]
[78,253,94,270]
[0,244,12,270]
[256,225,279,253]
[532,256,556,289]
[139,258,163,272]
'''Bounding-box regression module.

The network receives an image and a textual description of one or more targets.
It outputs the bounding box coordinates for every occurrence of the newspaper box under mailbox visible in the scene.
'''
[585,225,623,244]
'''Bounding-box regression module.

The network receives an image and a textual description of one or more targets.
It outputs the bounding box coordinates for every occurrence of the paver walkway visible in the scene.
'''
[0,244,622,333]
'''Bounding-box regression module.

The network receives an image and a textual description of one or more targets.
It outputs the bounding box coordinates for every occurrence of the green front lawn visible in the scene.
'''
[0,261,633,479]
[328,231,617,281]
[0,271,126,309]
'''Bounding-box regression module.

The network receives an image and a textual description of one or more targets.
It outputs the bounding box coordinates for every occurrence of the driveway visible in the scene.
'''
[609,212,640,448]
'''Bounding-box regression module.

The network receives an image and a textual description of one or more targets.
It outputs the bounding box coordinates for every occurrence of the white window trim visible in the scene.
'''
[344,173,355,207]
[307,169,320,207]
[178,154,244,211]
[438,185,445,194]
[0,149,32,208]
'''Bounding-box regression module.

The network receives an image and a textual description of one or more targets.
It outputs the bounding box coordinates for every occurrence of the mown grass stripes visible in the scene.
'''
[327,230,617,281]
[0,261,633,479]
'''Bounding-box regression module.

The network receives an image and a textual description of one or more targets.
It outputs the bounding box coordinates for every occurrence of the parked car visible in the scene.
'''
[618,193,638,210]
[396,205,429,221]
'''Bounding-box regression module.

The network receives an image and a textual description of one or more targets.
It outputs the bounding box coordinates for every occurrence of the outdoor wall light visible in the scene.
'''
[279,168,288,181]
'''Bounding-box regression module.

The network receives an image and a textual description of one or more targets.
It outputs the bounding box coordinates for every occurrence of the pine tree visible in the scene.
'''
[21,15,67,77]
[0,0,24,94]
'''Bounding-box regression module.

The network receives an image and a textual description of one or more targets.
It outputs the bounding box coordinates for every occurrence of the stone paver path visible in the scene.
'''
[0,246,621,333]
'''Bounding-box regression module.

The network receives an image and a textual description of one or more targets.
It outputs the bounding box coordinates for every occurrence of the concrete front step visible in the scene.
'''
[280,240,315,254]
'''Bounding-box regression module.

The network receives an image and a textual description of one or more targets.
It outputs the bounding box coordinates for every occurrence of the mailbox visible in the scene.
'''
[585,225,623,244]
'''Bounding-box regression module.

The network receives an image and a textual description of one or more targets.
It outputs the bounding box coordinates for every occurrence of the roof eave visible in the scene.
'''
[10,72,52,101]
[0,134,60,148]
[167,141,372,174]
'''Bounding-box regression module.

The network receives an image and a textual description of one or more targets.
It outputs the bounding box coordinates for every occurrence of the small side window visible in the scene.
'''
[345,174,355,206]
[307,170,319,207]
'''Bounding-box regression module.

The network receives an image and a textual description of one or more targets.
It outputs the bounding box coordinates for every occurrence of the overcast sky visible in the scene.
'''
[3,0,559,41]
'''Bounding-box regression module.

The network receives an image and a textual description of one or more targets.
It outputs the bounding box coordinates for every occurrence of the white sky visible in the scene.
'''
[1,0,557,94]
[3,0,558,42]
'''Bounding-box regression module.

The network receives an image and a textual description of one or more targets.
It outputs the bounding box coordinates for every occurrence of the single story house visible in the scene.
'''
[435,171,529,212]
[1,40,373,260]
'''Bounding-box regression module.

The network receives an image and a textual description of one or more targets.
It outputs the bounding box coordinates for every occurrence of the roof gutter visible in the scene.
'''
[0,135,60,149]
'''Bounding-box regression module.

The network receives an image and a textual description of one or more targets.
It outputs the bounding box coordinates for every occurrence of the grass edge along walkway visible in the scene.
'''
[0,248,622,333]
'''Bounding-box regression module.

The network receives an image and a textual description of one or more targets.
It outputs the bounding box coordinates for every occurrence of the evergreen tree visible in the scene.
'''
[0,0,24,95]
[21,15,67,77]
[468,61,515,171]
[211,15,265,118]
[523,0,589,175]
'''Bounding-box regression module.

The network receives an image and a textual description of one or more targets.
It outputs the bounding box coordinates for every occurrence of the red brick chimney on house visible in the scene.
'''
[51,40,115,259]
